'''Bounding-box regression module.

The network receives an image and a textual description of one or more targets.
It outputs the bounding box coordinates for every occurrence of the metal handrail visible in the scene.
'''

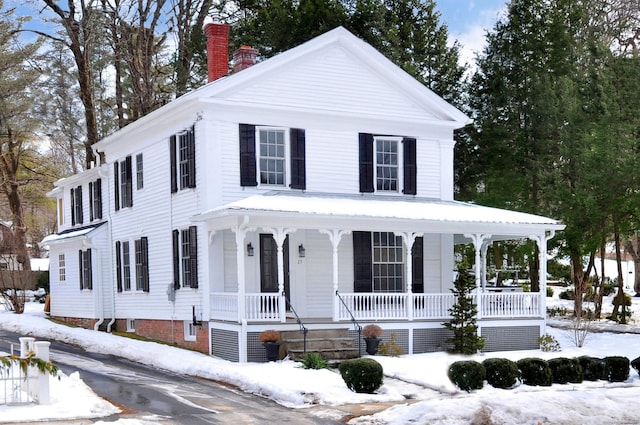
[283,292,308,355]
[336,290,362,357]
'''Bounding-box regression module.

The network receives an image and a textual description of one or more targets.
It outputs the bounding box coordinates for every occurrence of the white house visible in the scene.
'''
[42,23,564,362]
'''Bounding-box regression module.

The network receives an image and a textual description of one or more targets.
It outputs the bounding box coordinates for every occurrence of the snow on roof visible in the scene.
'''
[197,192,564,228]
[40,222,106,245]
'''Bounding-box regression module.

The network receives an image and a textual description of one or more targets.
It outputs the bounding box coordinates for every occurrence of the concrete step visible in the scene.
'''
[286,347,360,360]
[280,328,359,360]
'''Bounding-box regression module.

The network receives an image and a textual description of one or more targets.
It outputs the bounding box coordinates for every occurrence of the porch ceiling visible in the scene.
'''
[192,192,565,239]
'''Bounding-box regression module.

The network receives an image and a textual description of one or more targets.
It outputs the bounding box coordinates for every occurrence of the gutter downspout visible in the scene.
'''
[97,161,117,333]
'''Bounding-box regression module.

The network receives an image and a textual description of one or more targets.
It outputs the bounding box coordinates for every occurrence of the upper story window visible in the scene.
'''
[114,156,133,211]
[89,179,103,221]
[70,185,83,225]
[136,153,144,190]
[259,128,286,186]
[170,126,196,193]
[359,133,416,195]
[375,138,400,192]
[239,124,306,190]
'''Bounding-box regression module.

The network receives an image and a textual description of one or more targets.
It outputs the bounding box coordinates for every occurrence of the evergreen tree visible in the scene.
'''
[443,266,484,354]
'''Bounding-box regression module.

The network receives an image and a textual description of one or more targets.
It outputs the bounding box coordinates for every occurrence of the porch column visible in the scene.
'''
[480,240,491,291]
[232,219,255,364]
[533,230,555,321]
[399,232,422,321]
[232,223,254,325]
[320,229,350,321]
[464,233,491,320]
[265,227,293,323]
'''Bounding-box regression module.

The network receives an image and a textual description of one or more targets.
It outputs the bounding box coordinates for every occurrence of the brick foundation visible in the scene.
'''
[52,316,209,354]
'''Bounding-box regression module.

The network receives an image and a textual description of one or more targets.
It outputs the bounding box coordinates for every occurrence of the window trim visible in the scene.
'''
[374,137,403,193]
[256,126,289,187]
[184,321,197,341]
[58,254,66,282]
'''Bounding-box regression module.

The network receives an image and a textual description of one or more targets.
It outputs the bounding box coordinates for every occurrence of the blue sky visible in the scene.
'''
[435,0,508,65]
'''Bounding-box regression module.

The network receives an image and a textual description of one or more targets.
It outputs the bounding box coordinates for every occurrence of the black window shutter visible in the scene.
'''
[353,231,372,292]
[172,229,180,290]
[170,135,178,193]
[125,155,133,207]
[76,185,83,224]
[78,250,83,290]
[403,137,417,195]
[411,237,424,293]
[116,241,123,292]
[290,128,306,190]
[189,226,198,288]
[187,127,196,188]
[239,124,257,186]
[96,178,103,219]
[89,182,94,221]
[87,249,93,290]
[114,162,120,211]
[71,188,76,225]
[141,237,149,292]
[358,133,374,193]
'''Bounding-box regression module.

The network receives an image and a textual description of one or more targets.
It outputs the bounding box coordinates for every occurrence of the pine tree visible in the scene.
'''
[443,266,484,354]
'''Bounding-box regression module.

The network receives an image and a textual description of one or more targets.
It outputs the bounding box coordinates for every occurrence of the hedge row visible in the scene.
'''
[449,355,638,392]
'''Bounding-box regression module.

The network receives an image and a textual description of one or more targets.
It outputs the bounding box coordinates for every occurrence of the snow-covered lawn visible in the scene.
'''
[1,294,640,424]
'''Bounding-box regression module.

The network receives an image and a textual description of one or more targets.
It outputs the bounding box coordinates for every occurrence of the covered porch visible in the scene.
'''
[194,192,564,361]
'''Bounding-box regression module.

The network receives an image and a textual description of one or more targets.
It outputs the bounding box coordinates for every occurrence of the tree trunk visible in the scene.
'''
[611,217,626,323]
[623,235,640,296]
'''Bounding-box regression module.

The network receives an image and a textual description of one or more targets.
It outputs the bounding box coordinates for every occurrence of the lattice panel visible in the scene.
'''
[413,328,454,353]
[211,328,239,362]
[482,325,540,352]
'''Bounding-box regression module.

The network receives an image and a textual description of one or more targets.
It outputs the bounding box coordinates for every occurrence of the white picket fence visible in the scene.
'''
[0,337,51,406]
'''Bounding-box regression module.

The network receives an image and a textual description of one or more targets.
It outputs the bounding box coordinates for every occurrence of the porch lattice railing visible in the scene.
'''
[210,291,543,322]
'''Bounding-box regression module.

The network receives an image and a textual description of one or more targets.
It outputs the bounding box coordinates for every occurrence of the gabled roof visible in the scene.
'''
[94,27,470,151]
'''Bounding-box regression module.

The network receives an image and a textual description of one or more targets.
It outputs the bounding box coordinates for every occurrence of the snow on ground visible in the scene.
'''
[1,293,640,424]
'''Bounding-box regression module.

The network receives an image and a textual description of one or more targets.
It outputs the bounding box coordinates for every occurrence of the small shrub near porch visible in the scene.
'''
[338,358,383,394]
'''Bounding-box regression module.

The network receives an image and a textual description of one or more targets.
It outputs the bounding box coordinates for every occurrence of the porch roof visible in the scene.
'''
[194,192,564,240]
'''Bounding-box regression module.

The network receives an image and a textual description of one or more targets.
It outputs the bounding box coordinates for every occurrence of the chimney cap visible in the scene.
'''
[202,14,222,31]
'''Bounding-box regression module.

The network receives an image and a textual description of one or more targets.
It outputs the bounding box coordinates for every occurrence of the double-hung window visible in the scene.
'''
[172,226,198,289]
[116,241,132,292]
[359,133,416,195]
[135,237,149,292]
[58,254,66,282]
[170,126,196,192]
[114,156,133,210]
[70,186,83,225]
[372,232,404,292]
[136,153,144,190]
[78,249,92,290]
[375,138,400,192]
[258,128,286,186]
[89,179,102,221]
[239,124,306,190]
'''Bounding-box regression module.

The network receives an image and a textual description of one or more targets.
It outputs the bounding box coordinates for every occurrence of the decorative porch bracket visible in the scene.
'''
[398,231,423,321]
[319,229,350,321]
[464,233,491,321]
[263,226,295,323]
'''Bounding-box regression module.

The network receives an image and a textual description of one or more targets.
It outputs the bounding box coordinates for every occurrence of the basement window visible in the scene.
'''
[126,319,136,332]
[184,321,197,341]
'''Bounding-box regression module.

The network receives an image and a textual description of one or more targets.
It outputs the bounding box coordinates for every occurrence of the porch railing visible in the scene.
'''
[210,291,544,322]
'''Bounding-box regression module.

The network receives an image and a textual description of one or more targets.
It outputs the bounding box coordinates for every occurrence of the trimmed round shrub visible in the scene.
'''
[483,358,518,389]
[578,356,605,381]
[448,360,485,392]
[517,357,553,386]
[548,357,583,384]
[338,358,383,393]
[630,356,640,375]
[603,356,630,382]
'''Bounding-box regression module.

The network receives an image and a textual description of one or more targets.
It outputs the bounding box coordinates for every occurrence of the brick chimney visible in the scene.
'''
[233,46,259,73]
[203,16,229,83]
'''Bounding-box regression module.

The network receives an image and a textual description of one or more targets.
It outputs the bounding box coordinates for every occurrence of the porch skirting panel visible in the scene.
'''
[481,325,540,352]
[211,328,239,362]
[413,328,454,353]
